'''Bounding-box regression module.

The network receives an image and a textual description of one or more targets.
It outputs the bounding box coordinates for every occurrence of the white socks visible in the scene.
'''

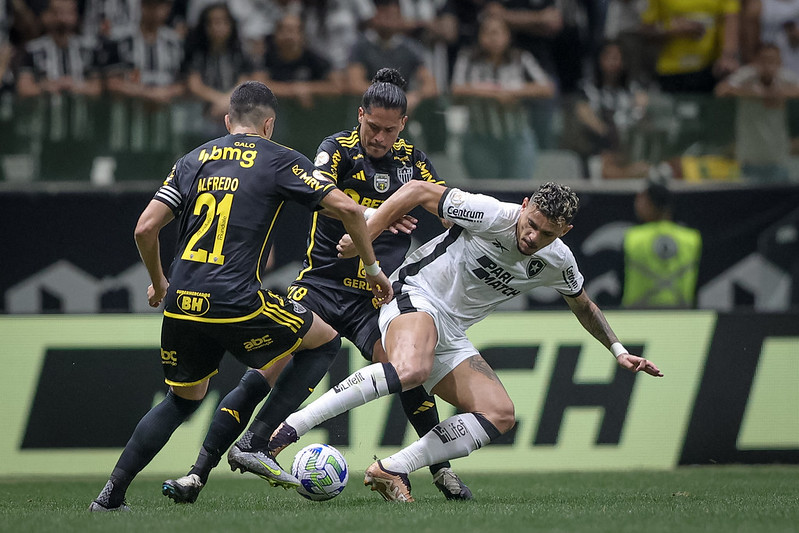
[285,363,397,437]
[382,413,492,473]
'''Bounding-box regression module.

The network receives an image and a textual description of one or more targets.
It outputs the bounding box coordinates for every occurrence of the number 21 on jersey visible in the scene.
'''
[181,192,232,265]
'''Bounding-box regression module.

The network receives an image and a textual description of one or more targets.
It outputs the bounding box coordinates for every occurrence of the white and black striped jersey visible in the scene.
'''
[391,188,584,331]
[81,0,141,38]
[105,25,183,86]
[19,34,101,82]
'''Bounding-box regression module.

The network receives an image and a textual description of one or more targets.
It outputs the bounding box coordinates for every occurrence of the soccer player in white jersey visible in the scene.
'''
[265,180,663,502]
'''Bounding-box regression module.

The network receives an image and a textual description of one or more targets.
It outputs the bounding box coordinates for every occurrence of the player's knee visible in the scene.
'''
[487,400,516,434]
[393,362,432,390]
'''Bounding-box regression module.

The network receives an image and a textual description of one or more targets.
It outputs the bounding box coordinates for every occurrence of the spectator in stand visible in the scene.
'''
[395,0,459,91]
[102,0,184,179]
[14,0,102,181]
[302,0,376,74]
[450,14,554,179]
[604,0,656,85]
[2,0,42,45]
[177,0,295,61]
[640,0,739,93]
[104,0,184,105]
[183,2,258,136]
[741,0,799,71]
[81,0,141,39]
[715,42,799,183]
[346,0,438,114]
[565,40,650,179]
[262,12,341,108]
[16,0,102,99]
[480,1,563,149]
[262,11,344,155]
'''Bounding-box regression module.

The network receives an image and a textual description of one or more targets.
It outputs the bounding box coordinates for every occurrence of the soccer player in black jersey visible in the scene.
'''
[162,68,473,504]
[89,80,391,512]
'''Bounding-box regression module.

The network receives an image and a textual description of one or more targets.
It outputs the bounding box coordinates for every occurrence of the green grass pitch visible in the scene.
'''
[1,466,797,533]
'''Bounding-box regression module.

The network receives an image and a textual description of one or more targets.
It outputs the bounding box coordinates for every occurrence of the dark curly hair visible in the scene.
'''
[361,67,408,114]
[531,182,580,225]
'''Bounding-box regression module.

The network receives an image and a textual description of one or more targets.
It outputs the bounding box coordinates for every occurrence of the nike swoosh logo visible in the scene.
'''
[257,457,282,476]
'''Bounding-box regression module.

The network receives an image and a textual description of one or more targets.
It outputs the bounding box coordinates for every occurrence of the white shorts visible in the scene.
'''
[378,287,478,393]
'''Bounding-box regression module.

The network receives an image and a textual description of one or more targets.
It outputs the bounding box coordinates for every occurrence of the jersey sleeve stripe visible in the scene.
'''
[438,187,454,218]
[397,225,463,284]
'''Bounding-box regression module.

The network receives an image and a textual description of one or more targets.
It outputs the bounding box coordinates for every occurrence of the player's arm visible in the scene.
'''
[336,180,446,257]
[366,180,446,239]
[134,200,174,308]
[320,188,393,305]
[563,290,663,377]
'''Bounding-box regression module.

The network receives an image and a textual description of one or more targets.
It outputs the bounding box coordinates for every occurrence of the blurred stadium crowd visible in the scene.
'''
[3,0,799,183]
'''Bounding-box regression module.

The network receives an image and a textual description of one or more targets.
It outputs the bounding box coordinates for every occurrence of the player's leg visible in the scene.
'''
[165,287,339,500]
[235,310,341,453]
[162,359,288,503]
[364,354,514,502]
[371,339,472,500]
[225,291,346,487]
[91,319,219,511]
[267,308,437,457]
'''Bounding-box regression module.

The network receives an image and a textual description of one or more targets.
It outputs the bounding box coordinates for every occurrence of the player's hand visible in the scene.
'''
[366,270,393,306]
[336,234,356,258]
[147,278,168,308]
[616,352,663,377]
[387,214,417,235]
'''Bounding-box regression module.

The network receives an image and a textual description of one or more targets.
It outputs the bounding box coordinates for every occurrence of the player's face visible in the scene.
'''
[515,199,572,255]
[358,106,407,159]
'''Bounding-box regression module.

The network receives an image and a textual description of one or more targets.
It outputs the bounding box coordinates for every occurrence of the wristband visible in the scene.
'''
[610,342,627,358]
[363,207,376,221]
[364,262,381,276]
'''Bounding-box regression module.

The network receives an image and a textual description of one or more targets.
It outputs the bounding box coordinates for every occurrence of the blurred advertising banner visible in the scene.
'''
[2,186,799,313]
[0,312,796,476]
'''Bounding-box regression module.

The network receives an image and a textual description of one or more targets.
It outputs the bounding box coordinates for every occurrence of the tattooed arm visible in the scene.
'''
[564,291,663,377]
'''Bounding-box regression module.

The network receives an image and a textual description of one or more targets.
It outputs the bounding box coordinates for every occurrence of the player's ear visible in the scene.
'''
[224,114,231,133]
[263,116,275,139]
[358,107,365,124]
[399,115,408,132]
[560,224,574,237]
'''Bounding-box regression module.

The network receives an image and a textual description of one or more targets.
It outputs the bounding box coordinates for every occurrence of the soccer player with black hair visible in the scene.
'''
[89,80,391,512]
[161,68,474,504]
[265,180,663,502]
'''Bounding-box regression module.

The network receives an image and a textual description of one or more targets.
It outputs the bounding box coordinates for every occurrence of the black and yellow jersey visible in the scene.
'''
[294,127,444,296]
[153,132,336,321]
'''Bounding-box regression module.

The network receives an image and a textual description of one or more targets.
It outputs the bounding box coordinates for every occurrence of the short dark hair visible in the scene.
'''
[228,81,278,127]
[361,68,408,115]
[645,181,672,211]
[531,182,580,225]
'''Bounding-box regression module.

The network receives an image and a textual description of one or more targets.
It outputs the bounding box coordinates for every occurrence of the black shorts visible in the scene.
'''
[160,289,313,386]
[288,282,380,361]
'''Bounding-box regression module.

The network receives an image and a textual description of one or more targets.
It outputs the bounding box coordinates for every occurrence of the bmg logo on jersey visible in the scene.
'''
[176,289,211,316]
[161,349,178,366]
[198,144,257,168]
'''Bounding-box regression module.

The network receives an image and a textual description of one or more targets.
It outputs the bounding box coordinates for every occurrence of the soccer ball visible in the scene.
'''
[291,443,349,501]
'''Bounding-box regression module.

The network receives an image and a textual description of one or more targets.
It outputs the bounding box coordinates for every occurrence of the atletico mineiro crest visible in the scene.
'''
[397,165,413,184]
[527,258,546,278]
[374,172,390,192]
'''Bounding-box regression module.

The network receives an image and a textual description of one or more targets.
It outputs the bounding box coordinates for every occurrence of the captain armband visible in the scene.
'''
[610,342,628,359]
